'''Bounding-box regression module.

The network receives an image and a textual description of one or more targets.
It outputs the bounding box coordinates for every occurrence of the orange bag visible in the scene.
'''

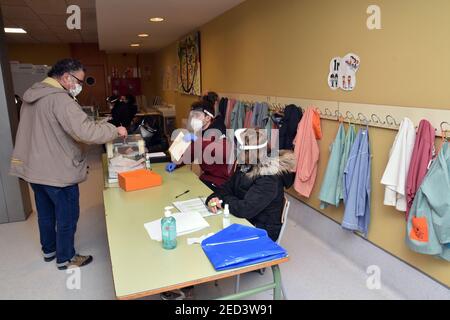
[118,169,162,192]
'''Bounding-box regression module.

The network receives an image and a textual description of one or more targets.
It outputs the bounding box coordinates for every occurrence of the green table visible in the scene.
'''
[102,157,288,300]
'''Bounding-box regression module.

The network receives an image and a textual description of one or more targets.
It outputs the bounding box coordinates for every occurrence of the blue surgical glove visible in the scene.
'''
[165,162,177,173]
[183,133,198,143]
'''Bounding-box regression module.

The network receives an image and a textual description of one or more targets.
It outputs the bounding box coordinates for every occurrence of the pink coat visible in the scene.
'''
[406,120,435,219]
[293,107,321,198]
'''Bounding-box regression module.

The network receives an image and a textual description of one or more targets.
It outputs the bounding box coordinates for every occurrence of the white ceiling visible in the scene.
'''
[1,0,98,43]
[96,0,246,53]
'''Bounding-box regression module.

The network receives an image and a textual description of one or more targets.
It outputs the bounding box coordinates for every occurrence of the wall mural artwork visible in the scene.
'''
[178,31,201,96]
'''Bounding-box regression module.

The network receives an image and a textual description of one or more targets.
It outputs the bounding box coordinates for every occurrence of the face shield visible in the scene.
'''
[234,129,269,165]
[187,109,214,132]
[106,96,119,110]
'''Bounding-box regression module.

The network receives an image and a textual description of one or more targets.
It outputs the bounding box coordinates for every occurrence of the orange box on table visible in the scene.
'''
[118,169,162,192]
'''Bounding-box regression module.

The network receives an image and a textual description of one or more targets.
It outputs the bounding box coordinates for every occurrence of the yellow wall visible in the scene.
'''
[149,42,199,127]
[151,0,450,286]
[6,43,71,66]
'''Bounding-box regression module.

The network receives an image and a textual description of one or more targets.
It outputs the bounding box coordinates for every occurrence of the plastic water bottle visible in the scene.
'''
[223,204,231,229]
[161,206,177,250]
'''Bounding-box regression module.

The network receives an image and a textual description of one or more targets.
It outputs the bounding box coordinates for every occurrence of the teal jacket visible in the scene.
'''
[319,123,345,208]
[406,141,450,261]
[319,123,356,208]
[337,124,356,201]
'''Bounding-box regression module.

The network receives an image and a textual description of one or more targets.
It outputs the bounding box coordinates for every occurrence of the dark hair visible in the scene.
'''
[191,100,215,117]
[47,58,85,78]
[202,91,218,109]
[125,94,136,106]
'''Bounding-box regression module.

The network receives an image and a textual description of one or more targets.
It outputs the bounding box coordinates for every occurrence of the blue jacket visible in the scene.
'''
[406,141,450,261]
[342,127,372,236]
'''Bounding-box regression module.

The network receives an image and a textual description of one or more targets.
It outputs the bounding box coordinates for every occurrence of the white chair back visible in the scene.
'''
[277,195,290,245]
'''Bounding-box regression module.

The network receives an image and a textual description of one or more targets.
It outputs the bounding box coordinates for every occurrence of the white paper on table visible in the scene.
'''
[173,198,222,218]
[148,152,167,158]
[168,131,191,162]
[144,211,210,242]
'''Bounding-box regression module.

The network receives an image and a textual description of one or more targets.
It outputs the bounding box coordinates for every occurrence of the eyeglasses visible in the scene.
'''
[70,74,84,85]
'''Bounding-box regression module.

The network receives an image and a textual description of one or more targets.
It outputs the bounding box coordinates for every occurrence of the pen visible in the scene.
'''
[175,190,190,198]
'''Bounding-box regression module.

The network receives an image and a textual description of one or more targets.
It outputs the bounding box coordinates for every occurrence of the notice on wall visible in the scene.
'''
[328,53,360,91]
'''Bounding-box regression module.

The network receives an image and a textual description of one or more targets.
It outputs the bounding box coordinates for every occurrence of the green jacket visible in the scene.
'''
[319,123,345,208]
[406,141,450,261]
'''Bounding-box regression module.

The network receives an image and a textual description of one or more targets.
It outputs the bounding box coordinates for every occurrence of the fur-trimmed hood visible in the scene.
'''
[245,150,296,181]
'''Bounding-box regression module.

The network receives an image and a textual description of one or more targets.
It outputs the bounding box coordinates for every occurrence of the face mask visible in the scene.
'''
[69,83,82,97]
[66,75,82,97]
[190,118,203,132]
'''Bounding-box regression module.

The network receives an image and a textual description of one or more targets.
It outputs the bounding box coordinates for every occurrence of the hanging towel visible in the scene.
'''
[342,127,372,236]
[225,99,236,129]
[231,101,245,131]
[244,105,253,128]
[312,110,323,140]
[293,107,321,198]
[406,120,435,219]
[251,103,262,127]
[251,102,269,129]
[381,118,416,212]
[406,141,450,261]
[265,116,274,147]
[218,97,228,117]
[214,97,228,133]
[337,124,356,201]
[279,104,303,150]
[319,123,346,209]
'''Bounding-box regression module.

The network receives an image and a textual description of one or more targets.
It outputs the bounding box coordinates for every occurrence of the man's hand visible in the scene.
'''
[208,197,223,214]
[117,126,128,138]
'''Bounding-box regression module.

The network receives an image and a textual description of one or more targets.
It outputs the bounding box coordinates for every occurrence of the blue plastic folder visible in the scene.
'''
[201,224,288,271]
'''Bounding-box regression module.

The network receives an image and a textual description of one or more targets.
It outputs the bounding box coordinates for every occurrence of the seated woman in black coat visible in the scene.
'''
[206,128,296,241]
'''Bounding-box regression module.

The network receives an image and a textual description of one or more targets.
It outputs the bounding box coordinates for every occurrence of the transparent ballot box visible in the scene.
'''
[106,134,146,160]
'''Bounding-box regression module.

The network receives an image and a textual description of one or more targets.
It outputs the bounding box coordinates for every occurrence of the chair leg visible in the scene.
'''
[214,280,218,287]
[280,281,288,300]
[235,275,240,294]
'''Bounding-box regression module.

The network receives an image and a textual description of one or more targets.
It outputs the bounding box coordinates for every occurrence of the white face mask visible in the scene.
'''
[69,83,82,97]
[190,118,203,132]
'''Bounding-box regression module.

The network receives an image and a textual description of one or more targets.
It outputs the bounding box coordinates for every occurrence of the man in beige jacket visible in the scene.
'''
[10,59,127,270]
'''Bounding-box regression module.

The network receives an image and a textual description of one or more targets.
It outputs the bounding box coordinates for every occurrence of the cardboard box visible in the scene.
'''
[118,169,162,192]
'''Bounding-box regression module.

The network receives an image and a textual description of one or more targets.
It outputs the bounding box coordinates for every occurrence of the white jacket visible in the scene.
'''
[381,118,416,211]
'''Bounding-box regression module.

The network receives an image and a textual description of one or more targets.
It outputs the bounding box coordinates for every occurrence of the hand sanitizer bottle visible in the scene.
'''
[161,206,177,250]
[145,153,151,170]
[223,204,231,229]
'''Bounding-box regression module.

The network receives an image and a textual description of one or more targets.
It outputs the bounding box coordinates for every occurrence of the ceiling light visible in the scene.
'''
[138,33,149,38]
[150,17,164,22]
[4,27,27,34]
[130,43,140,47]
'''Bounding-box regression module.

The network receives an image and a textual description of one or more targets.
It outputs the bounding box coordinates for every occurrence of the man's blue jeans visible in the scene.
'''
[30,183,80,265]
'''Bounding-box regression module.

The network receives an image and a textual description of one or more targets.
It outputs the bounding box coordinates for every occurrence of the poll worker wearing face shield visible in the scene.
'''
[166,99,232,192]
[205,129,296,241]
[10,58,127,271]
